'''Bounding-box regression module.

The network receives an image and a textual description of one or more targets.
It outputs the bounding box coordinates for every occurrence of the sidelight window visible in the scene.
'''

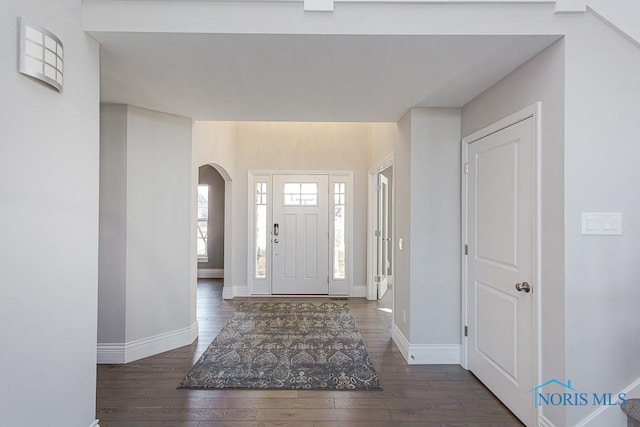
[333,182,346,280]
[255,182,268,278]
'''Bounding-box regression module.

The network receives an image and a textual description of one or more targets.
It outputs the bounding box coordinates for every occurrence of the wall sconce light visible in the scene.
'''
[18,17,64,92]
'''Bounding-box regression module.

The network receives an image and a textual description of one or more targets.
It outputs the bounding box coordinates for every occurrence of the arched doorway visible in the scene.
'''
[194,162,233,293]
[196,165,226,279]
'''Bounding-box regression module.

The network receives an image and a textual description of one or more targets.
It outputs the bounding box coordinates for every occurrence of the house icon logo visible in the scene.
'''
[530,379,626,408]
[530,379,577,393]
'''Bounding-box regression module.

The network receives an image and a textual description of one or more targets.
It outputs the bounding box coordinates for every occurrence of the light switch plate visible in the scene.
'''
[398,238,404,251]
[581,212,622,235]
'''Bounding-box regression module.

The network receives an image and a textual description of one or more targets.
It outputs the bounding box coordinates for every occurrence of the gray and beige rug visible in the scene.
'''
[179,302,382,390]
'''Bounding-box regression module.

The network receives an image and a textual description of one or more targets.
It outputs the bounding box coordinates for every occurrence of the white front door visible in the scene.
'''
[272,174,329,295]
[466,117,535,425]
[377,173,390,298]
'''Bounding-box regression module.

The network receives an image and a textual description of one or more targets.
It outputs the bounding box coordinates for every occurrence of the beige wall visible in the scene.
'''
[367,123,397,169]
[233,122,371,296]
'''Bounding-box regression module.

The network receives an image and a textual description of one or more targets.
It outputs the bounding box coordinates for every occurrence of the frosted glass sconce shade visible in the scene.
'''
[18,17,64,92]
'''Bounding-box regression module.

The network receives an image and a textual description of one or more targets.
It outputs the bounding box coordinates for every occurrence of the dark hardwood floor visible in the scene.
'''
[96,279,522,426]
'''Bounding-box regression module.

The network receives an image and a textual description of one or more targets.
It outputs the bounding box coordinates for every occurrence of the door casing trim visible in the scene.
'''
[247,170,354,296]
[367,154,395,301]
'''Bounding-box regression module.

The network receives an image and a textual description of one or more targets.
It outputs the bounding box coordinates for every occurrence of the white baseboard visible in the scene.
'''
[392,323,410,361]
[197,268,224,279]
[222,285,234,299]
[575,375,640,427]
[233,285,249,297]
[96,342,126,364]
[97,321,198,364]
[89,420,100,427]
[391,324,460,364]
[408,344,461,364]
[230,284,365,299]
[222,284,249,299]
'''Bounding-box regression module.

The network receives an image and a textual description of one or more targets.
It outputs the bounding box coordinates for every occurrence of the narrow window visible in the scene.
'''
[255,182,268,278]
[333,182,346,279]
[197,184,209,260]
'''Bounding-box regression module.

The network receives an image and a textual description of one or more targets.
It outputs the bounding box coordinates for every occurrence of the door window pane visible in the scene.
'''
[334,182,346,279]
[283,182,318,206]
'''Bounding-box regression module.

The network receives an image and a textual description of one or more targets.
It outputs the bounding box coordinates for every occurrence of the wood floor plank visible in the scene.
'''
[334,398,462,410]
[97,407,257,422]
[99,397,335,410]
[389,407,519,423]
[254,408,391,422]
[95,279,522,426]
[100,422,199,427]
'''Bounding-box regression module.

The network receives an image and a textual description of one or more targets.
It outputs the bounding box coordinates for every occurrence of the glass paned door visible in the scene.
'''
[271,175,329,295]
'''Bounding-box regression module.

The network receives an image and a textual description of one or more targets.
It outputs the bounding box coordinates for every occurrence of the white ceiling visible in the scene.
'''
[95,33,559,122]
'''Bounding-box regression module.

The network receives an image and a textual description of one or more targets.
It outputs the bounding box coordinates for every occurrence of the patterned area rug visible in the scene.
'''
[179,302,382,390]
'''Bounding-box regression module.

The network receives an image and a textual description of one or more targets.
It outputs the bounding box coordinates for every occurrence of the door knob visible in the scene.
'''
[274,239,279,244]
[515,282,531,293]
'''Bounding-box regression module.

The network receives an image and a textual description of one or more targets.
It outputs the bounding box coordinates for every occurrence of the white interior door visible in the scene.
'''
[377,173,390,298]
[466,117,535,425]
[272,175,329,294]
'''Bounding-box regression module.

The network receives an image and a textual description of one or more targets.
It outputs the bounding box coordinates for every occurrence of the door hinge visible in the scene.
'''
[464,244,468,255]
[374,230,381,237]
[327,277,330,284]
[464,162,469,175]
[464,325,468,337]
[374,275,381,283]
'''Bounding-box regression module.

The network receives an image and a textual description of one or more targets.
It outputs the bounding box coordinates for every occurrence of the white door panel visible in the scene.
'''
[272,175,329,294]
[467,117,535,426]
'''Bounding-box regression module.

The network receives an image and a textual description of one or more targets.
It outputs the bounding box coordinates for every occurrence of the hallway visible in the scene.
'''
[96,280,522,426]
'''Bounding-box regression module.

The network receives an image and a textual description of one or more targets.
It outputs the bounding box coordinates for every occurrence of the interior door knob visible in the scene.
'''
[274,239,279,244]
[515,282,531,293]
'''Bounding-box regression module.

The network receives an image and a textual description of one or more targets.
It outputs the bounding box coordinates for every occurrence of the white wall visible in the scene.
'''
[98,105,195,362]
[126,106,193,342]
[587,0,640,47]
[391,108,462,359]
[409,108,461,346]
[98,104,128,344]
[462,39,566,426]
[563,13,640,426]
[394,112,413,339]
[0,1,100,426]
